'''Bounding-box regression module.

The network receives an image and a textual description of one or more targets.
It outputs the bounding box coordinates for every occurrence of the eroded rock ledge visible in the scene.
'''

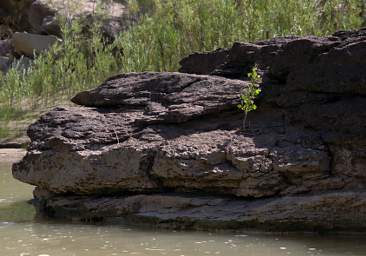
[13,28,366,232]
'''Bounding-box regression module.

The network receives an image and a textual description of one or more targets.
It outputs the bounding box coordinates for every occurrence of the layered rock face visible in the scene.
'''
[13,28,366,231]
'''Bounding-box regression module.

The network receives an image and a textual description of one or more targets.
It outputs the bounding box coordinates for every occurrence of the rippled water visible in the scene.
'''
[1,161,366,256]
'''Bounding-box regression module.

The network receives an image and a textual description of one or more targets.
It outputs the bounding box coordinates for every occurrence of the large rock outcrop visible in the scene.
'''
[13,28,366,232]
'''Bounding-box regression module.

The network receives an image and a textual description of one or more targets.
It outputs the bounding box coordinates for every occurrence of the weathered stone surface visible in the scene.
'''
[0,0,132,39]
[0,39,12,56]
[0,56,11,72]
[12,32,61,57]
[27,0,58,35]
[13,28,366,231]
[179,48,229,75]
[34,189,366,231]
[27,0,131,38]
[181,29,366,95]
[71,72,245,122]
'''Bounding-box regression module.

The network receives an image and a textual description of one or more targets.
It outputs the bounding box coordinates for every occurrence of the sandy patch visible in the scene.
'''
[0,149,26,163]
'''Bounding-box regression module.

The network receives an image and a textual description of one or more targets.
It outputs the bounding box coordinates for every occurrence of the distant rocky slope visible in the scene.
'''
[13,28,366,232]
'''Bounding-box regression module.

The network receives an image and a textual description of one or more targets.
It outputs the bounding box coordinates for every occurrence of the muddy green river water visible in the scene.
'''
[1,160,366,256]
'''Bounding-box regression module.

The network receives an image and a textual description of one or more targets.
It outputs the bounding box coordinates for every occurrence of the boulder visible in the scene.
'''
[0,39,12,56]
[13,28,366,232]
[26,0,131,39]
[0,56,11,72]
[0,0,132,38]
[179,48,229,75]
[12,32,61,57]
[41,15,61,36]
[27,0,58,35]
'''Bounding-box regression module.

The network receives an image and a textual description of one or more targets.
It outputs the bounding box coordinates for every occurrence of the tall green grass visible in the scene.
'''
[0,20,123,109]
[121,0,364,71]
[0,0,364,138]
[0,19,124,138]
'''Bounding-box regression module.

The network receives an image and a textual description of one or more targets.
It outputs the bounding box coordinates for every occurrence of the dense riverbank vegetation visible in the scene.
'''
[0,0,365,138]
